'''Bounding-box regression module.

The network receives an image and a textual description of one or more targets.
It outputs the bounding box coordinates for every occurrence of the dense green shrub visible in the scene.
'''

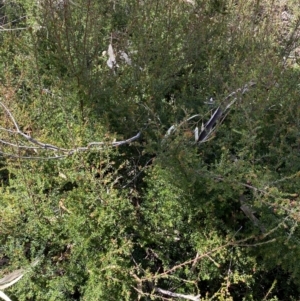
[0,0,300,300]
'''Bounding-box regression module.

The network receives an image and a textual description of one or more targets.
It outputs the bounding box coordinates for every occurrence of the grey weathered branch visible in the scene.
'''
[0,101,141,160]
[154,287,201,301]
[0,259,39,301]
[164,81,256,143]
[240,195,266,233]
[197,81,256,143]
[197,106,223,142]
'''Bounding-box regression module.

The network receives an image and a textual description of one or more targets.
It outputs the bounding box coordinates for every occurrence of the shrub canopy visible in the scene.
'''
[0,0,300,300]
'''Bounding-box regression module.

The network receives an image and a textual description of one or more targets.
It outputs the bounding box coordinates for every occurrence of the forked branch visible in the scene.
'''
[0,101,141,159]
[164,81,256,143]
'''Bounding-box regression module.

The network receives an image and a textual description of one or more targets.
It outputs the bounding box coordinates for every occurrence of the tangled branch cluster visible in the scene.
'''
[0,82,256,160]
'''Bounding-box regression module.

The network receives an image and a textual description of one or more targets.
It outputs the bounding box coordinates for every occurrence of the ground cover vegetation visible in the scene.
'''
[0,0,300,300]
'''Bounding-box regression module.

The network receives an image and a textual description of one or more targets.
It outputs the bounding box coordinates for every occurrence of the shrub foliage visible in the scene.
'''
[0,0,300,300]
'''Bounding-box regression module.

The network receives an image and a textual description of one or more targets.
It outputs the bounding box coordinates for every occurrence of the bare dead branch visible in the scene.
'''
[0,101,20,131]
[0,101,141,159]
[0,26,28,31]
[0,290,13,301]
[154,287,201,301]
[163,81,256,144]
[0,259,39,290]
[197,81,256,143]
